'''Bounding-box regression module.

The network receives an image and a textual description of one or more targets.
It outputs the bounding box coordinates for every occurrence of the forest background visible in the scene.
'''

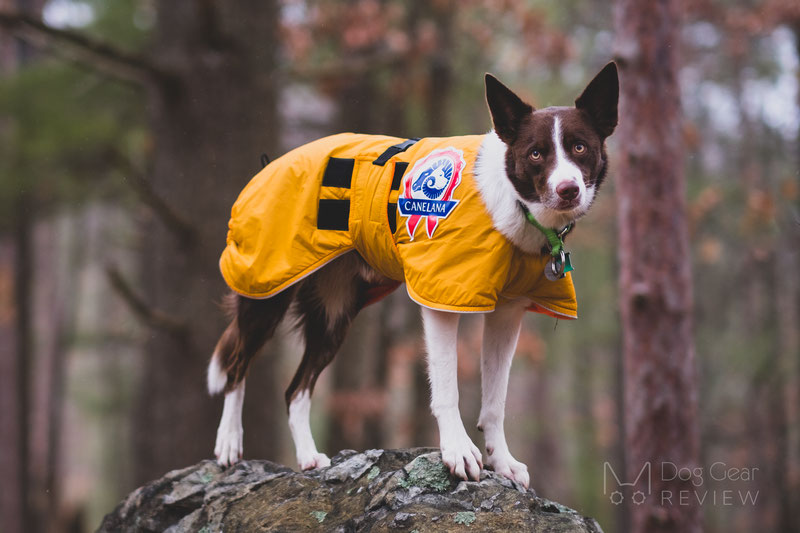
[0,1,798,532]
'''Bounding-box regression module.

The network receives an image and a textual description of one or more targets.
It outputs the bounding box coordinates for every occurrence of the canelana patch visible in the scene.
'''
[398,147,465,239]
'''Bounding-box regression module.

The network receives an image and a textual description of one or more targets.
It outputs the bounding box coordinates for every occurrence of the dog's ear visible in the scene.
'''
[575,62,618,138]
[485,74,534,145]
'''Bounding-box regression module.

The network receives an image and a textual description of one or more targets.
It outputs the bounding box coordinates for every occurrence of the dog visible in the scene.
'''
[208,62,618,488]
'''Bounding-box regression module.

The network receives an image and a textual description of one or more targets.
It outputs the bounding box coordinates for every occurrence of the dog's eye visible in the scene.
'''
[529,150,542,161]
[573,143,586,154]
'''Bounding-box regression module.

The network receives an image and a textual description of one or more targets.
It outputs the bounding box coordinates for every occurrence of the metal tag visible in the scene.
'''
[545,250,566,281]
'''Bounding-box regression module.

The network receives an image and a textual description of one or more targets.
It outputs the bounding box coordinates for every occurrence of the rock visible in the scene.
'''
[97,448,604,532]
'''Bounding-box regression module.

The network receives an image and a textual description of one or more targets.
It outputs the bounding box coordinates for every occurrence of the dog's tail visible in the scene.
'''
[207,323,236,395]
[207,293,240,395]
[207,352,227,396]
[208,290,292,395]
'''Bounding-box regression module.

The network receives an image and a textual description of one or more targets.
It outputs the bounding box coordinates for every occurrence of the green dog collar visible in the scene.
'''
[518,202,575,280]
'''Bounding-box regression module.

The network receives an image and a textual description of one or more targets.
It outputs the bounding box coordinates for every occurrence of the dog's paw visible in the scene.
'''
[214,427,243,467]
[298,452,331,471]
[441,435,483,481]
[487,452,530,489]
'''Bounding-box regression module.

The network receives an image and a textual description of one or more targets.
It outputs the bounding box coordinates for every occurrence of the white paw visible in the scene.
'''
[214,427,243,467]
[298,452,331,471]
[440,433,483,481]
[487,450,529,488]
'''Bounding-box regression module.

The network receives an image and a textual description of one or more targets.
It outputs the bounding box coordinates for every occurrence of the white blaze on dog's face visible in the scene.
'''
[485,63,618,223]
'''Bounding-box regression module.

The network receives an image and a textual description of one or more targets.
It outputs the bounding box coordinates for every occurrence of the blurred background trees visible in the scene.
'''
[0,1,798,532]
[615,0,701,531]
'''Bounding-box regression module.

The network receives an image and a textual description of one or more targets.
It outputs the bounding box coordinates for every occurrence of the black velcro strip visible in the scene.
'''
[322,158,354,188]
[373,138,420,166]
[387,203,397,233]
[391,162,408,190]
[317,199,350,230]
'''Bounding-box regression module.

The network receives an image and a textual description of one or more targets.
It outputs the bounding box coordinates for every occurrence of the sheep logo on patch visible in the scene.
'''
[412,159,452,199]
[398,147,465,239]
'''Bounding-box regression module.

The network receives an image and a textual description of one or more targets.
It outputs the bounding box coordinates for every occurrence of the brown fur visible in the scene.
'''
[216,286,295,393]
[502,108,608,205]
[485,64,618,210]
[211,252,390,403]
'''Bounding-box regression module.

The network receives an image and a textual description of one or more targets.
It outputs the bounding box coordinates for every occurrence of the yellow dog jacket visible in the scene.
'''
[219,133,577,318]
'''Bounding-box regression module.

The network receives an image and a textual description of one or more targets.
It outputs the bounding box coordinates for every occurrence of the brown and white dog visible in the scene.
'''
[208,63,618,488]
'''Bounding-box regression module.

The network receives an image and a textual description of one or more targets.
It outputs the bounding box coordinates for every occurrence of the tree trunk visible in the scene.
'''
[424,1,453,137]
[0,1,38,525]
[794,25,800,532]
[0,229,29,533]
[612,333,631,533]
[0,3,48,530]
[132,1,282,485]
[613,1,701,532]
[529,361,564,495]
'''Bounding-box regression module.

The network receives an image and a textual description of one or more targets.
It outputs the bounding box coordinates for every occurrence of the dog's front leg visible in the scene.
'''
[422,307,483,481]
[477,299,530,488]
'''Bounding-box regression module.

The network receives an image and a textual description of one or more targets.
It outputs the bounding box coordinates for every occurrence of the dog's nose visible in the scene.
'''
[556,182,580,201]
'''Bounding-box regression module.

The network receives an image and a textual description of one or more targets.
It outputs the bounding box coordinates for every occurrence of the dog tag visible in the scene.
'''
[545,250,566,281]
[563,252,573,274]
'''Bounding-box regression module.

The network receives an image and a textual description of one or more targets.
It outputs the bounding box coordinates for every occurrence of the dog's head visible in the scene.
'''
[485,63,618,222]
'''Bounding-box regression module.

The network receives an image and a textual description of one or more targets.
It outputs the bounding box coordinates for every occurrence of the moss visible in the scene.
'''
[399,456,451,492]
[540,499,572,514]
[367,466,381,481]
[309,510,327,523]
[454,511,476,526]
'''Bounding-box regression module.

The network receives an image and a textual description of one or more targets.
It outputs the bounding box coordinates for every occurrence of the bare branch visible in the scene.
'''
[129,171,197,244]
[127,166,197,245]
[110,151,197,245]
[106,265,188,336]
[0,9,173,87]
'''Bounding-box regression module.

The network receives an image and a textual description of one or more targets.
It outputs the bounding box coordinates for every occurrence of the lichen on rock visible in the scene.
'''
[398,452,453,492]
[97,448,604,532]
[454,510,477,525]
[366,465,380,481]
